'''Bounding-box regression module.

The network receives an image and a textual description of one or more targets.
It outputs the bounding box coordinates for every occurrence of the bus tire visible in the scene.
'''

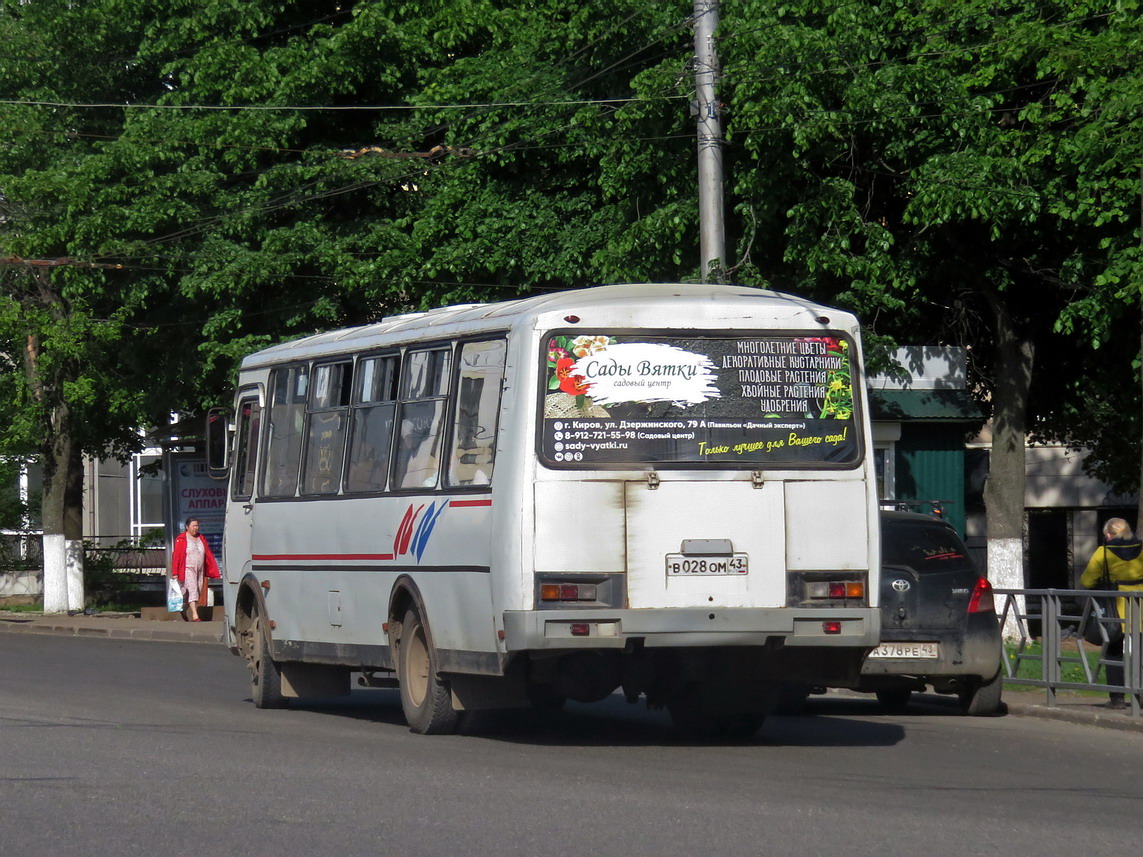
[395,607,460,735]
[248,607,286,710]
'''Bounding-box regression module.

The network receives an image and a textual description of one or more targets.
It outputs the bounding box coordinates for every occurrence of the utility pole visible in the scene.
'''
[693,0,725,283]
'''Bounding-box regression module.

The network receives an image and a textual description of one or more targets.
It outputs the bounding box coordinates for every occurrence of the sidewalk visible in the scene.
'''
[0,608,224,645]
[3,609,1142,733]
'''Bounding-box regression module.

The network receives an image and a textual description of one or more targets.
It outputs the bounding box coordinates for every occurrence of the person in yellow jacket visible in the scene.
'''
[1081,517,1143,709]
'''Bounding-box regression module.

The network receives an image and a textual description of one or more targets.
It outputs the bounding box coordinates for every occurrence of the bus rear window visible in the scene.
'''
[539,332,860,468]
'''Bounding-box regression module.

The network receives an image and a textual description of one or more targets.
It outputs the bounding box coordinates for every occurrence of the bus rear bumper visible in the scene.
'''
[502,607,879,651]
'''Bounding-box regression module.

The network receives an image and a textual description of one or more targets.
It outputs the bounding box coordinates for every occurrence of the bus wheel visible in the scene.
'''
[247,607,286,709]
[395,607,460,735]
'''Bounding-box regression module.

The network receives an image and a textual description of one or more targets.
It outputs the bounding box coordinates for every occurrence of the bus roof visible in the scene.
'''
[239,282,855,369]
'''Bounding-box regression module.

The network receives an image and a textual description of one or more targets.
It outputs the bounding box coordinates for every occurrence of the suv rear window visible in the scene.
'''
[882,519,975,573]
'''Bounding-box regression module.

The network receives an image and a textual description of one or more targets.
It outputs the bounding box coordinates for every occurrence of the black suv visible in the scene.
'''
[779,511,1005,716]
[857,510,1004,715]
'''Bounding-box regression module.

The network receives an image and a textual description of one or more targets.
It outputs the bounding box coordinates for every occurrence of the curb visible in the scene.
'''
[1002,698,1143,733]
[0,617,223,645]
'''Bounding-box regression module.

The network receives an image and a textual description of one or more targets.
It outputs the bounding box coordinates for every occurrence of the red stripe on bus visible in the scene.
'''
[253,553,396,561]
[449,499,492,507]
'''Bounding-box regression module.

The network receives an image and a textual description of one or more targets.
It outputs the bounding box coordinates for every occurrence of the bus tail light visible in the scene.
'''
[535,574,623,609]
[967,577,995,614]
[805,580,865,600]
[540,583,599,602]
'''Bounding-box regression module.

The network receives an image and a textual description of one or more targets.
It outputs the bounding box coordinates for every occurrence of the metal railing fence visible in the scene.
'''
[995,587,1143,717]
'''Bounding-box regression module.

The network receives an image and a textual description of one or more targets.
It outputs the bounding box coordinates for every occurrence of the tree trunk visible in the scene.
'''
[983,291,1034,639]
[22,269,86,613]
[39,400,73,613]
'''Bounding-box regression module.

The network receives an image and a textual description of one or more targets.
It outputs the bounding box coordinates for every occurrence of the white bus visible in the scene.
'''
[209,283,881,737]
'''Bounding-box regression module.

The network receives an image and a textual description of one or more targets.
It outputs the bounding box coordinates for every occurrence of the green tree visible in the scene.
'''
[717,0,1143,590]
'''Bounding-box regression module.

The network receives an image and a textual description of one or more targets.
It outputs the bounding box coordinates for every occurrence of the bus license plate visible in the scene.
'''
[665,554,749,576]
[868,642,940,659]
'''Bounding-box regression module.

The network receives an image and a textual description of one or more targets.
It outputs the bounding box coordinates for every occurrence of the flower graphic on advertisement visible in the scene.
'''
[818,339,852,419]
[569,335,610,358]
[555,357,590,395]
[790,337,852,420]
[545,334,613,416]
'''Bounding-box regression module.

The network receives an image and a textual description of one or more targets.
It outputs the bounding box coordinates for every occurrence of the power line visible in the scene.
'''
[0,96,663,112]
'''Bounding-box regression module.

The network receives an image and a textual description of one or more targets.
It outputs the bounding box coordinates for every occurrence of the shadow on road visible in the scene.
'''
[273,688,974,748]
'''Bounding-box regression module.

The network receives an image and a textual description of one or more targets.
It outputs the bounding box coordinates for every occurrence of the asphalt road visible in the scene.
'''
[2,634,1141,857]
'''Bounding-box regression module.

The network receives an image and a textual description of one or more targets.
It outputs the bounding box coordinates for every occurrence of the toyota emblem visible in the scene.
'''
[891,578,911,592]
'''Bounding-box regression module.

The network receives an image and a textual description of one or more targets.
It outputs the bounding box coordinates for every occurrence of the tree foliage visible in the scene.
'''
[0,0,1140,542]
[717,0,1143,492]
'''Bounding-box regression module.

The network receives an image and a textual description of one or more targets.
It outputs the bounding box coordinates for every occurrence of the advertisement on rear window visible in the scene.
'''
[540,332,860,467]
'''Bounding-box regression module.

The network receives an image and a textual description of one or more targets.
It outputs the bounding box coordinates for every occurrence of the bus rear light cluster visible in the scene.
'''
[806,581,865,600]
[540,583,598,602]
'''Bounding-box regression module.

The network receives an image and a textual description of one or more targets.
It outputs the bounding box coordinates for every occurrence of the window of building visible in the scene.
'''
[134,453,164,535]
[874,444,895,503]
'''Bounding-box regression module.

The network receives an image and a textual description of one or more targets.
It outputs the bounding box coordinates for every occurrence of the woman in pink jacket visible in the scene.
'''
[170,517,221,622]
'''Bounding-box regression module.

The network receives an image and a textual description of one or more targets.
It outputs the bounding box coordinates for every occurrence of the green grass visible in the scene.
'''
[1005,640,1109,688]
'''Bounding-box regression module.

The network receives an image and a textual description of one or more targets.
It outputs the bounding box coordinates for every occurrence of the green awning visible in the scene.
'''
[868,389,983,421]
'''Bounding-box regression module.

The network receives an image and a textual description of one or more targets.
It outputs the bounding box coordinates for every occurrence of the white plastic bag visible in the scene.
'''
[167,576,184,613]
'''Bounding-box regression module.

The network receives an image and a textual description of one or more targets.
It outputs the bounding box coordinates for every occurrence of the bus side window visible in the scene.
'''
[448,339,506,487]
[346,354,399,493]
[263,365,308,498]
[302,361,352,495]
[393,347,451,491]
[232,397,261,501]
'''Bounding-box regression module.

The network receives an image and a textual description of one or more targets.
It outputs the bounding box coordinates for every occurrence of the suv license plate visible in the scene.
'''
[665,554,749,576]
[868,642,940,659]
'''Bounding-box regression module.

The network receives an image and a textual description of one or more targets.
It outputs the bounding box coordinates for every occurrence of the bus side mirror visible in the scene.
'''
[206,407,231,479]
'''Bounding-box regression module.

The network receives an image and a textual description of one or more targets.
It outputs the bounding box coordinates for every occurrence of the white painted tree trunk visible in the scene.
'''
[42,533,68,613]
[989,536,1025,640]
[66,538,84,612]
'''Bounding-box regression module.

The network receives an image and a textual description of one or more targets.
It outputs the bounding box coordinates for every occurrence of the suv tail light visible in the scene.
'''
[967,577,995,614]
